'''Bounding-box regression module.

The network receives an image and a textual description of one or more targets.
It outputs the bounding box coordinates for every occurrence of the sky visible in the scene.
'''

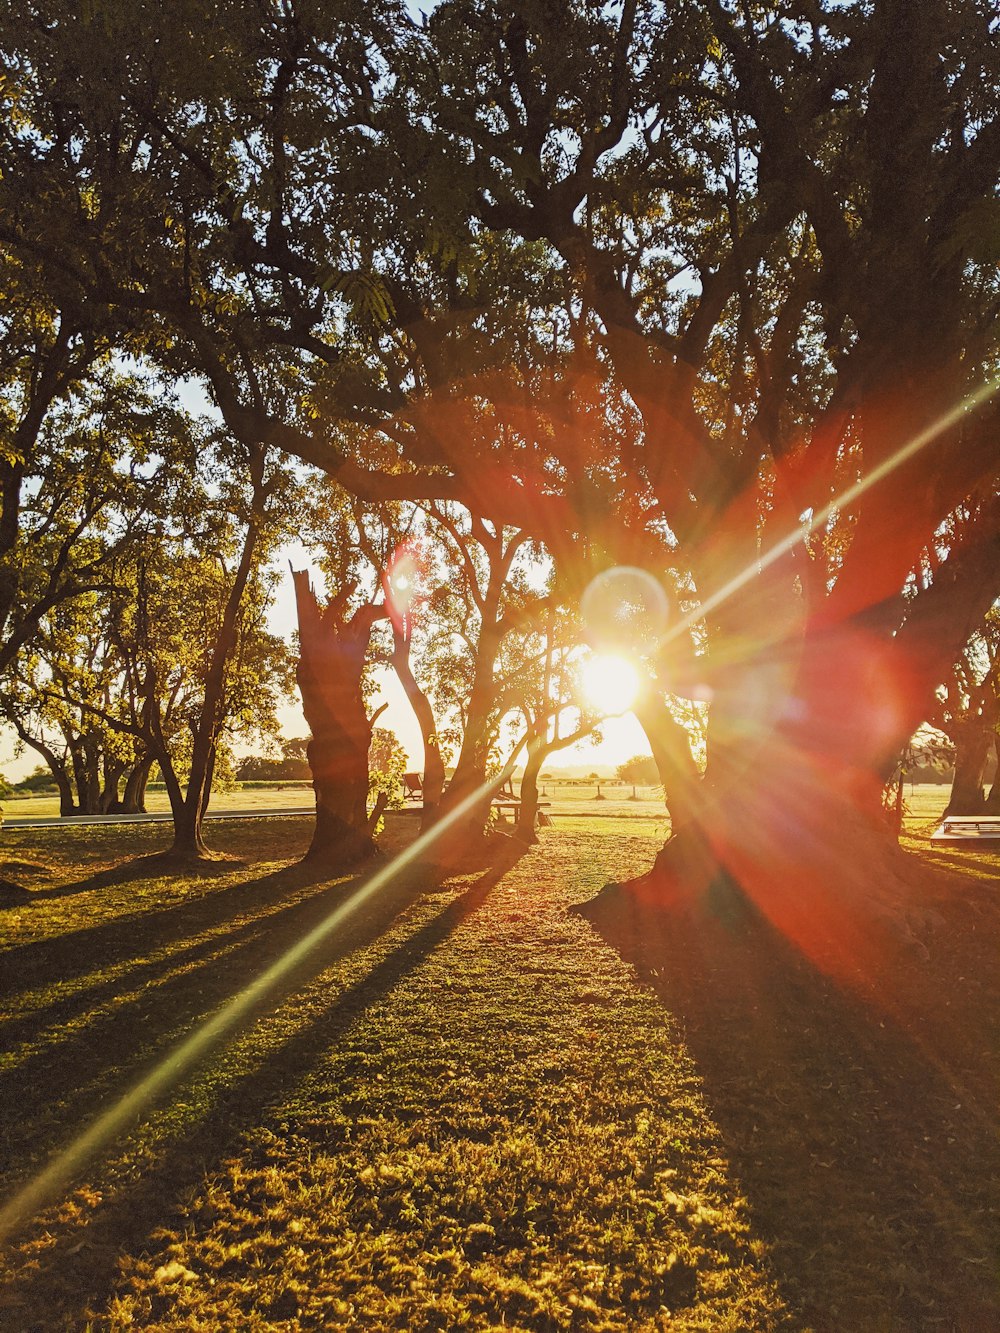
[266,557,653,778]
[0,544,655,786]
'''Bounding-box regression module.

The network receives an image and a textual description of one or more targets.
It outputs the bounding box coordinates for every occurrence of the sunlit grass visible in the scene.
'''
[0,819,788,1330]
[2,791,997,1328]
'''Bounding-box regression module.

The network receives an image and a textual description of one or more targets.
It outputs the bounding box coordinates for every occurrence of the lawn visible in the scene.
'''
[0,794,997,1331]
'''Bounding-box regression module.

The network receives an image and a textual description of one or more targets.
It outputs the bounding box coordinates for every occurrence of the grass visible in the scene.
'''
[0,792,997,1330]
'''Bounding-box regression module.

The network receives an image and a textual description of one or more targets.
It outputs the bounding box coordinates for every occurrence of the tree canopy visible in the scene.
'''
[1,0,999,882]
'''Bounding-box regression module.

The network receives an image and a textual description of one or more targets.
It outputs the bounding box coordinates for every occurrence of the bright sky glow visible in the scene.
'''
[580,653,641,716]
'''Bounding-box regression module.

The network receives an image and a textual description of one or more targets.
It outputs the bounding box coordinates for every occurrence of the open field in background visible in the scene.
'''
[4,780,953,830]
[1,788,997,1330]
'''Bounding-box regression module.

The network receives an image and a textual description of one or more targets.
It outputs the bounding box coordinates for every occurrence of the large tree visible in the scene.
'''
[404,0,1000,935]
[4,1,1000,918]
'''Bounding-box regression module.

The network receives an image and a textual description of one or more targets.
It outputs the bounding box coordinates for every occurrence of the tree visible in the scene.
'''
[930,609,1000,816]
[5,615,152,815]
[292,568,390,864]
[0,368,219,816]
[617,755,660,787]
[403,0,1000,934]
[5,1,1000,923]
[28,429,298,856]
[236,738,311,783]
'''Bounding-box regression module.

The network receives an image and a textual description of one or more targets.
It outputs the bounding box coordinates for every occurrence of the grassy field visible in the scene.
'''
[1,779,953,826]
[0,792,996,1330]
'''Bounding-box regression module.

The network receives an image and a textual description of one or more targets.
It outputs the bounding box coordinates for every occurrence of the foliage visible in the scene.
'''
[236,738,312,783]
[12,765,54,794]
[368,725,407,813]
[2,0,1000,852]
[616,754,660,786]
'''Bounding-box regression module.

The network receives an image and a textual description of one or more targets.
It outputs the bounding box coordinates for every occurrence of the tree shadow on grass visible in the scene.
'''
[0,834,486,1163]
[574,863,1000,1333]
[0,845,525,1331]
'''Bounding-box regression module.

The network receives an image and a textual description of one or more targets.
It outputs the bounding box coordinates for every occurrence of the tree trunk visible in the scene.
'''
[514,740,543,843]
[944,725,990,816]
[390,623,445,831]
[165,493,263,860]
[578,622,934,987]
[69,732,102,815]
[632,688,702,830]
[439,619,504,834]
[294,570,385,866]
[161,753,210,858]
[986,736,1000,813]
[121,756,153,813]
[8,719,77,814]
[99,753,127,813]
[944,688,997,816]
[54,769,77,817]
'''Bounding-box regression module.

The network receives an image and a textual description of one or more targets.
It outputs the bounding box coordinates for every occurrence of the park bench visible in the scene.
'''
[930,815,1000,843]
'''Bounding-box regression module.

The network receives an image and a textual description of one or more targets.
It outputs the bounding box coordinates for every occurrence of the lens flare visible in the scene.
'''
[581,653,641,715]
[0,760,527,1246]
[581,566,669,655]
[384,544,423,623]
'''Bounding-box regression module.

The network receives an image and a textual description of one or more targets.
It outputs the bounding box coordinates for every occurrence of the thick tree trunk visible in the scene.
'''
[169,795,211,858]
[99,753,127,814]
[944,727,989,816]
[514,742,543,843]
[70,733,102,815]
[579,622,933,987]
[53,767,77,817]
[294,570,384,866]
[632,688,702,830]
[439,620,504,837]
[986,736,1000,813]
[121,756,153,813]
[944,688,997,815]
[156,751,210,858]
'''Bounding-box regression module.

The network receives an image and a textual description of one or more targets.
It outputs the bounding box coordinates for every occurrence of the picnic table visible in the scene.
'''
[401,774,551,825]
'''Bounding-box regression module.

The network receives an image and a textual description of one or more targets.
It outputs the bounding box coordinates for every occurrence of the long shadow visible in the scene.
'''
[0,853,430,1170]
[574,868,1000,1332]
[0,849,521,1331]
[0,853,331,997]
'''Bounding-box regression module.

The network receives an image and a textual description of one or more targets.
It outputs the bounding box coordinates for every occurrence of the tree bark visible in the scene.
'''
[632,688,702,831]
[390,621,445,831]
[441,616,503,826]
[986,736,1000,814]
[580,617,937,982]
[943,680,998,816]
[514,739,543,842]
[294,569,386,866]
[121,756,153,813]
[99,751,127,813]
[69,732,102,815]
[944,724,990,816]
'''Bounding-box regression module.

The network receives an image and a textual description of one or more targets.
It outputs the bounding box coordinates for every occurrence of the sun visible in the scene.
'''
[580,653,641,715]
